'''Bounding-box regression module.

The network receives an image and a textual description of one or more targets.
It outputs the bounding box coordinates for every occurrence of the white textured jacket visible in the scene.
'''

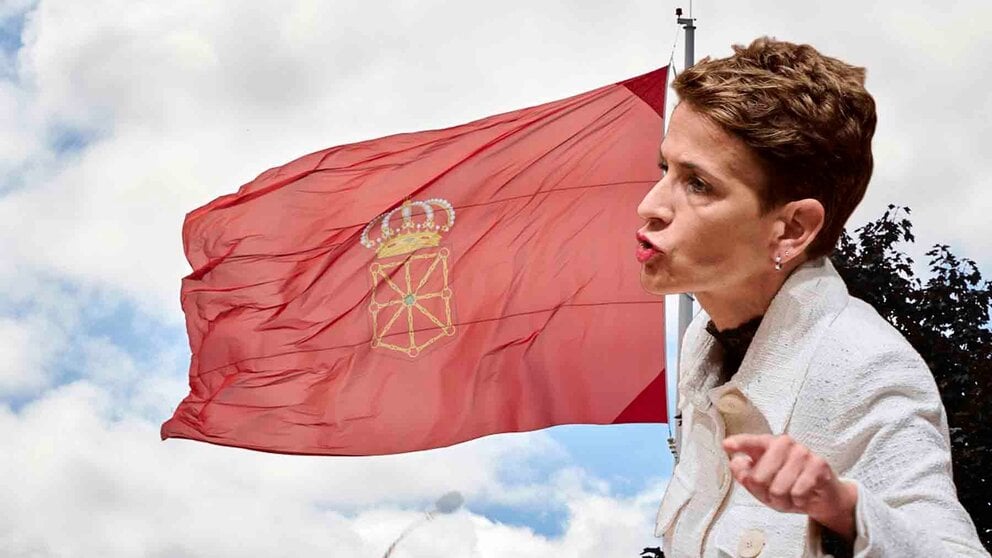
[656,257,989,557]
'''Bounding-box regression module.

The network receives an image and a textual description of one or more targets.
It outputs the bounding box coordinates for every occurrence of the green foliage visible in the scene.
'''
[833,205,992,550]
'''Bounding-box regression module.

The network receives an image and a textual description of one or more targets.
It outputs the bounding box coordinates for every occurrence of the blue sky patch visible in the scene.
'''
[0,14,25,55]
[0,275,186,412]
[547,423,672,497]
[468,500,568,538]
[48,126,96,156]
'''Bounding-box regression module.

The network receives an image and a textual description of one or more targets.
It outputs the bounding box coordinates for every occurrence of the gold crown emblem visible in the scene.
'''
[360,198,456,259]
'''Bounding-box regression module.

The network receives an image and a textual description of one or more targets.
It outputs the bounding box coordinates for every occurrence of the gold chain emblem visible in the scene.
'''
[361,199,456,357]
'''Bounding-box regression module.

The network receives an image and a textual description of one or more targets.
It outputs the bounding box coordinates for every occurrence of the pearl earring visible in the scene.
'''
[774,255,783,271]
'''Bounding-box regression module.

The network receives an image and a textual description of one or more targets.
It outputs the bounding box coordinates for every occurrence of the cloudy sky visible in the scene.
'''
[1,1,990,556]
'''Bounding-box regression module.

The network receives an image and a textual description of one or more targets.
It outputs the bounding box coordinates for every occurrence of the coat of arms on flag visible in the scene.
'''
[361,198,457,358]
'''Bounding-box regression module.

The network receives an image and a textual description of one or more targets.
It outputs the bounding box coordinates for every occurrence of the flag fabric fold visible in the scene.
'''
[162,67,669,455]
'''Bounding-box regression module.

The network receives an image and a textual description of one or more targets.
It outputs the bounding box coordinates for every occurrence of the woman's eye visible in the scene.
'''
[687,177,709,194]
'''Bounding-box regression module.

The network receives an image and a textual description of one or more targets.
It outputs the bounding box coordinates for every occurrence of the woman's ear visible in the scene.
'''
[775,199,825,264]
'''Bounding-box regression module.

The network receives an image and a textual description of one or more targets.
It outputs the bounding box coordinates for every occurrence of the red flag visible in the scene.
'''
[162,68,668,455]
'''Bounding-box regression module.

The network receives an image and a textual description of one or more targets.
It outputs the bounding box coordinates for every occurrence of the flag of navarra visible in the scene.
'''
[162,67,670,456]
[363,198,458,358]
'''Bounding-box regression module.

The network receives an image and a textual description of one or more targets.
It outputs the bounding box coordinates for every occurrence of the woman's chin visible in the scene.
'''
[640,269,680,296]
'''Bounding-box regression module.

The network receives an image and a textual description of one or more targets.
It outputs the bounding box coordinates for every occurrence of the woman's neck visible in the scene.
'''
[696,271,788,331]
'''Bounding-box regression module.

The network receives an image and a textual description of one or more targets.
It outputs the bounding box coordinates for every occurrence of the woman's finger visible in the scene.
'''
[748,435,795,502]
[790,455,828,510]
[722,434,774,462]
[729,452,754,482]
[767,444,809,511]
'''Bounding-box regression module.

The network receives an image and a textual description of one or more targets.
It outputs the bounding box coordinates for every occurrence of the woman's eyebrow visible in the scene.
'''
[659,147,701,171]
[671,158,718,180]
[659,145,720,181]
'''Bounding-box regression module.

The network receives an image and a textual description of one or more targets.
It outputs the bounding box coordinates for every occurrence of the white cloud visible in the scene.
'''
[0,80,43,180]
[0,269,664,556]
[0,379,663,557]
[0,317,47,393]
[0,278,78,397]
[3,0,991,321]
[689,1,992,270]
[1,0,671,320]
[0,0,34,19]
[3,1,992,555]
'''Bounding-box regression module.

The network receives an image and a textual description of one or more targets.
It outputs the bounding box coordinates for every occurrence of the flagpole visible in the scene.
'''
[677,8,696,72]
[669,7,697,464]
[676,11,696,342]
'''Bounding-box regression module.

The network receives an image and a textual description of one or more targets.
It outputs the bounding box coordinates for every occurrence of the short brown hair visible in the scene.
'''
[673,37,877,258]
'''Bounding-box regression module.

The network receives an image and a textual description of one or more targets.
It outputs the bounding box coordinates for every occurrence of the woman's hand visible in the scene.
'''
[722,434,859,541]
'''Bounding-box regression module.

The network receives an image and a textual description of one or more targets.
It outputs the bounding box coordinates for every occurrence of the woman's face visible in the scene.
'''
[636,103,781,297]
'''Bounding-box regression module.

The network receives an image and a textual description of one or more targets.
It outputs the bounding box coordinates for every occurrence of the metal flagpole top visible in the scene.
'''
[675,7,696,73]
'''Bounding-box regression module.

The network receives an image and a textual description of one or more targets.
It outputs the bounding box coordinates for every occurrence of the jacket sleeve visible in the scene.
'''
[827,348,989,557]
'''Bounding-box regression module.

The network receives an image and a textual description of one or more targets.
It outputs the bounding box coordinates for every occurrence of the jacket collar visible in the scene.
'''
[677,257,850,434]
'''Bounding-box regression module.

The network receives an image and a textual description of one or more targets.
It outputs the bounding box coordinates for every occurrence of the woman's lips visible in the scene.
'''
[636,232,662,263]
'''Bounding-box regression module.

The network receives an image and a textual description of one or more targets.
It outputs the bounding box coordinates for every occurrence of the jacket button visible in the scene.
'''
[717,392,748,415]
[737,529,765,557]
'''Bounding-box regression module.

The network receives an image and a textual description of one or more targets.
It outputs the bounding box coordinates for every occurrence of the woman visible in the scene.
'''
[638,38,989,557]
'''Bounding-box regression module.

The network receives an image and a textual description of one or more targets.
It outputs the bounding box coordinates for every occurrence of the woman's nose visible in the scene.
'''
[637,178,673,223]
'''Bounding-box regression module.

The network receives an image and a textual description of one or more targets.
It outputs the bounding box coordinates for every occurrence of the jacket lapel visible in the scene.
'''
[678,257,851,434]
